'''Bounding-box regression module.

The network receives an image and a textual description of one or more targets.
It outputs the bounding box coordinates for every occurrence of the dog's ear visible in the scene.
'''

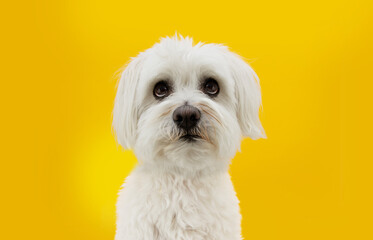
[112,56,143,149]
[229,53,266,140]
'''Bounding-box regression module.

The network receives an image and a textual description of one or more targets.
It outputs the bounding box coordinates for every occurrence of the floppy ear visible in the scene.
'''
[112,56,143,149]
[229,53,266,140]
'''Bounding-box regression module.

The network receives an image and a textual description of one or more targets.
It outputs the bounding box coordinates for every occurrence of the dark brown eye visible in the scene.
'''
[153,81,171,99]
[203,78,219,97]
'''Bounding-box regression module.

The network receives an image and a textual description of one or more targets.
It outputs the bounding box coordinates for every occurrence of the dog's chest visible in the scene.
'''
[115,170,242,240]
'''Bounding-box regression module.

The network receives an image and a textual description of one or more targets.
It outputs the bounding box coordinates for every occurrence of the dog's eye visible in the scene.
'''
[203,78,219,97]
[153,81,171,99]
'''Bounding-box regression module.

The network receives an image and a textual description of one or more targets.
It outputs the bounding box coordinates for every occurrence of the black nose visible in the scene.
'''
[173,105,201,130]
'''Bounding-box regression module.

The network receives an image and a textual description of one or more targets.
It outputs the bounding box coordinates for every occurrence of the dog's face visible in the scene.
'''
[113,36,265,172]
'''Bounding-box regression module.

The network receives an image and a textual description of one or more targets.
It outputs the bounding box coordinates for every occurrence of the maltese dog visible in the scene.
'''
[112,35,266,240]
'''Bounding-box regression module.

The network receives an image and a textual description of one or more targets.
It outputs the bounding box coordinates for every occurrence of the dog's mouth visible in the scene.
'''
[180,134,201,142]
[172,126,211,143]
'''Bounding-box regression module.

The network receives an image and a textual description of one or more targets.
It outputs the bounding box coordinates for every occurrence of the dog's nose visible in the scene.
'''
[173,105,201,130]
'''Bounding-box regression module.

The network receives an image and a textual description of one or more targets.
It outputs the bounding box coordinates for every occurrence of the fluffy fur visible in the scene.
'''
[112,35,265,240]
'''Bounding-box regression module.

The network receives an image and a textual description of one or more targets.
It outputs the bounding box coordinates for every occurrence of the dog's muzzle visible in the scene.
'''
[172,105,201,141]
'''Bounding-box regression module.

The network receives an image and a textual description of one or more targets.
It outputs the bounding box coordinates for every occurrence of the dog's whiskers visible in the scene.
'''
[159,104,178,118]
[198,104,222,127]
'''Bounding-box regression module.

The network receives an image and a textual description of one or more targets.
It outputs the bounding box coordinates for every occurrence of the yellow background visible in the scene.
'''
[1,0,373,239]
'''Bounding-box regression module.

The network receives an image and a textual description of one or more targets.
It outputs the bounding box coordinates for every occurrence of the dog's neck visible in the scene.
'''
[136,156,230,179]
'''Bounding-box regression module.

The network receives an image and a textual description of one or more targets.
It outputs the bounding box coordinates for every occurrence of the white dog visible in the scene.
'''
[112,35,266,240]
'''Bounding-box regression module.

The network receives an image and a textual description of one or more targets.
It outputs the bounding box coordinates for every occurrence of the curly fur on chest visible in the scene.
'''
[115,168,242,240]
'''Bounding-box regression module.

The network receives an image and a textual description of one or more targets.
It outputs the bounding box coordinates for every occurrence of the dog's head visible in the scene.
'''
[113,36,265,172]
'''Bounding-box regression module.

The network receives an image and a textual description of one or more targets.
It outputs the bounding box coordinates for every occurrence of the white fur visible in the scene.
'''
[113,35,265,240]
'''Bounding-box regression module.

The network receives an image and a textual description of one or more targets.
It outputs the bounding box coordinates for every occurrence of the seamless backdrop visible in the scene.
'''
[1,0,373,239]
